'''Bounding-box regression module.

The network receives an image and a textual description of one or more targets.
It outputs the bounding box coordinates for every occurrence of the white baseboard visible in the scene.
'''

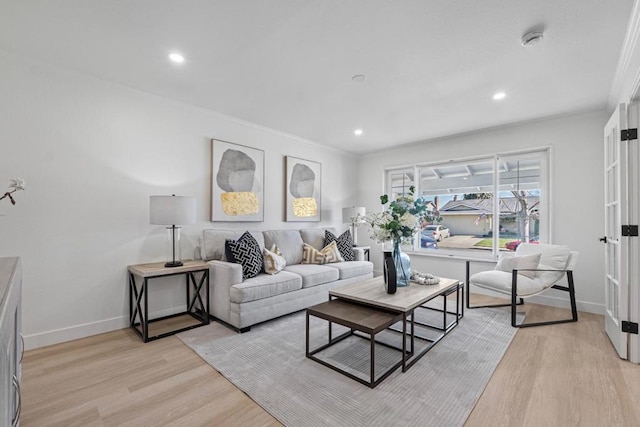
[24,305,188,350]
[25,284,605,350]
[526,294,604,315]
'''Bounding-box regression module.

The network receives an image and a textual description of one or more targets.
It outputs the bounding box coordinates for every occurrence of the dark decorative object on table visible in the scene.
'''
[365,185,442,288]
[383,251,397,294]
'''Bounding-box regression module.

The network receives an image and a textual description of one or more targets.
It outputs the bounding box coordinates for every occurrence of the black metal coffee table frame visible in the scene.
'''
[306,282,463,388]
[306,300,405,388]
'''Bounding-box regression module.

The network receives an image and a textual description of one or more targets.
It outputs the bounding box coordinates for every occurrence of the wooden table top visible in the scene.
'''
[307,299,403,334]
[329,276,460,313]
[127,260,209,278]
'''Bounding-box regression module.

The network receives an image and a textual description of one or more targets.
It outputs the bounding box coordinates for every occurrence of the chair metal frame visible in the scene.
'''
[465,260,578,328]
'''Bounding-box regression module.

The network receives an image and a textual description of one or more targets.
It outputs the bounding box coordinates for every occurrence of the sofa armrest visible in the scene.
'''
[207,260,243,325]
[209,259,243,285]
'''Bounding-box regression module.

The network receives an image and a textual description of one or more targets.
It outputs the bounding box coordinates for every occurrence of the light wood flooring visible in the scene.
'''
[20,296,640,426]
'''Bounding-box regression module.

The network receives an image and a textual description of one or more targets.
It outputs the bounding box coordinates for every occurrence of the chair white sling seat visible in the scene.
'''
[465,243,579,328]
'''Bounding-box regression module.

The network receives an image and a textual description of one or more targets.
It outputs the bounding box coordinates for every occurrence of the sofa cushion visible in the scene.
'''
[201,229,238,261]
[494,252,541,279]
[324,230,355,261]
[324,260,374,280]
[263,230,304,265]
[470,270,546,297]
[201,229,265,261]
[515,243,570,283]
[225,232,263,279]
[302,242,344,265]
[300,227,337,250]
[263,244,286,275]
[284,264,340,288]
[229,271,303,303]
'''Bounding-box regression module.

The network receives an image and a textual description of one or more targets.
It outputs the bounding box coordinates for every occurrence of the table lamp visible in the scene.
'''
[342,206,366,246]
[150,195,197,267]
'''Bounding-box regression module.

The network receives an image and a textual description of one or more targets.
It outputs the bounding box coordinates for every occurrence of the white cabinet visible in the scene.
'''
[0,258,22,426]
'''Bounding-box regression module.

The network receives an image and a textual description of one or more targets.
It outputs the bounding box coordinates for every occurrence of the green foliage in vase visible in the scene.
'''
[366,186,441,244]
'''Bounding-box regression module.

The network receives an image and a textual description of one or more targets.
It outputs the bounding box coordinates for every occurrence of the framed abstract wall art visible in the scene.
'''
[285,156,321,222]
[211,139,264,221]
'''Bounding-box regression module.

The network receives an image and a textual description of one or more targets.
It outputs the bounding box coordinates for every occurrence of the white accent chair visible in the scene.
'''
[465,243,578,327]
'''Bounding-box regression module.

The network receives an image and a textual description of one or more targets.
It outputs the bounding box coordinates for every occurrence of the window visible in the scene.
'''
[384,149,549,257]
[387,169,415,201]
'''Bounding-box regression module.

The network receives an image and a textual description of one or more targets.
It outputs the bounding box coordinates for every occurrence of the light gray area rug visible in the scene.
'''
[178,304,521,427]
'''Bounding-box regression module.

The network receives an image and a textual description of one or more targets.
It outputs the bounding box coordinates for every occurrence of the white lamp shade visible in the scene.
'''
[150,195,197,225]
[342,206,366,224]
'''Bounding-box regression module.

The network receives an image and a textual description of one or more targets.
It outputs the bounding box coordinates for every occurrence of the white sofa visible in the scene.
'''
[199,227,374,332]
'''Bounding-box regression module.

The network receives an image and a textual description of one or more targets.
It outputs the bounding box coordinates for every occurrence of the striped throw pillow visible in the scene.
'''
[302,241,344,265]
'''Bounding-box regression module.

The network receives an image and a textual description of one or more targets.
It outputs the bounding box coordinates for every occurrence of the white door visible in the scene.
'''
[604,104,629,359]
[625,102,640,364]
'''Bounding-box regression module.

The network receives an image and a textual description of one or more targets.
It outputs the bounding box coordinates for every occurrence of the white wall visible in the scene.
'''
[0,52,358,349]
[358,110,608,314]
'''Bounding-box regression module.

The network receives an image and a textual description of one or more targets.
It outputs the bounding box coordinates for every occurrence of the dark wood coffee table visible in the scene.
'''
[306,299,404,388]
[306,276,462,388]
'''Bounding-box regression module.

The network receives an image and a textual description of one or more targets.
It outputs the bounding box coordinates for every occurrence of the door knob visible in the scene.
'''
[599,236,608,243]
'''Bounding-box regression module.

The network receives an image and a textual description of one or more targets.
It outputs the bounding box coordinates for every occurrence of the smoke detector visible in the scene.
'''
[521,31,544,47]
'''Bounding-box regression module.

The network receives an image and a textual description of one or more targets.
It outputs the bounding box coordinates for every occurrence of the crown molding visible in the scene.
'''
[609,0,640,108]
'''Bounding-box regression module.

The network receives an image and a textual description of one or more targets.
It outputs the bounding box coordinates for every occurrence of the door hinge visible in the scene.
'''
[622,321,639,334]
[621,225,639,237]
[621,128,638,141]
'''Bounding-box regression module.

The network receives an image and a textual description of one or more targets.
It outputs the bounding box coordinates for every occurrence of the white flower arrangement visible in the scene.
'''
[365,186,439,245]
[1,178,26,206]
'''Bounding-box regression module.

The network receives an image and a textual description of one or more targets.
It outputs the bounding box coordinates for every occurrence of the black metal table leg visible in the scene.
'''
[143,278,149,342]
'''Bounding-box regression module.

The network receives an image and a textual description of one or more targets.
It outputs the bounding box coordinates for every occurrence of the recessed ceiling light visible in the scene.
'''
[493,92,506,100]
[168,53,185,64]
[354,129,363,136]
[352,74,366,83]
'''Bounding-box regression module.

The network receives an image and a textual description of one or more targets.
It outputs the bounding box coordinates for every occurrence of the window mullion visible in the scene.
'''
[493,156,500,258]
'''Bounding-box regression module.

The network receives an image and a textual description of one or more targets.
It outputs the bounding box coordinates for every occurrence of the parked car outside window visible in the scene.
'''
[424,225,450,241]
[420,233,438,249]
[505,236,540,251]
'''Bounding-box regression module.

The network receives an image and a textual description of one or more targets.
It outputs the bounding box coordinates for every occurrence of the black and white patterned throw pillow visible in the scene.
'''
[324,230,355,261]
[225,231,263,279]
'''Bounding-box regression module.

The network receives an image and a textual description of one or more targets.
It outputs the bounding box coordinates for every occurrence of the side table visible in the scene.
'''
[354,245,370,261]
[128,260,210,342]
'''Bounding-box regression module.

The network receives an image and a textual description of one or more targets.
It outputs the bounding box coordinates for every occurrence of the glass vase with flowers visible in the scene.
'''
[365,186,439,287]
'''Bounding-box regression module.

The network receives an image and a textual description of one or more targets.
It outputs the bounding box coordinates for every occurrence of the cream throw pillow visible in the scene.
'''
[263,244,286,275]
[495,253,541,279]
[302,241,344,264]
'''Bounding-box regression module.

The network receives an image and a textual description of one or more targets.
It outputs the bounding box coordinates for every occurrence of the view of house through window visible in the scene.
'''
[385,149,548,255]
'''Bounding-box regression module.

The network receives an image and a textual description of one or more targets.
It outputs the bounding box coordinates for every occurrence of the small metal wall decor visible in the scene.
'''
[383,250,397,294]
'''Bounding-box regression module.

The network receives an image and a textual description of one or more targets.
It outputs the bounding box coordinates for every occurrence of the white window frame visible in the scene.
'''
[383,147,551,260]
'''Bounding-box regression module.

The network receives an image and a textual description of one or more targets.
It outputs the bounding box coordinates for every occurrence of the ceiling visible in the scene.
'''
[0,1,634,154]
